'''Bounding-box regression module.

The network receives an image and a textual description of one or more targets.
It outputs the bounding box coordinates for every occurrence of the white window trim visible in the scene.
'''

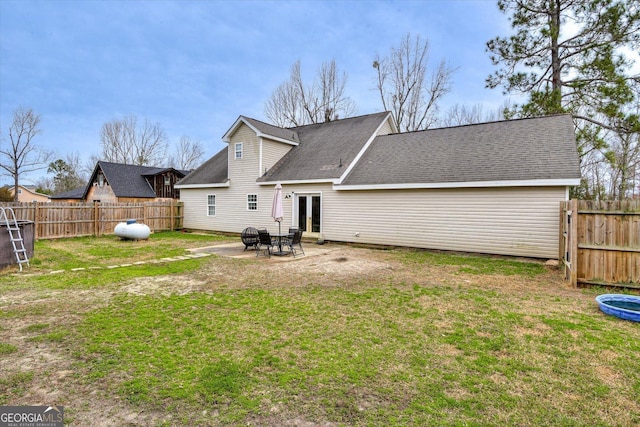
[247,194,258,211]
[235,142,243,160]
[207,194,216,216]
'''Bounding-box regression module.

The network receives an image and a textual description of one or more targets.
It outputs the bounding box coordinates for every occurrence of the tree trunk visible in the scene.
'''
[549,0,562,112]
[13,165,19,202]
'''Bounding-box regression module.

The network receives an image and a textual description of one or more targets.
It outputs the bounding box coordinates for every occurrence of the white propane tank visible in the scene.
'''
[114,219,151,240]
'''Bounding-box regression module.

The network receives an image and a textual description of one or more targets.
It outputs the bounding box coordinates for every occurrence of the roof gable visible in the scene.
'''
[223,116,299,145]
[340,114,581,188]
[257,112,392,182]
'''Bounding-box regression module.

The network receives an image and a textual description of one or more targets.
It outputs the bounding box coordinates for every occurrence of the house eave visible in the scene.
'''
[334,178,582,191]
[175,182,230,189]
[257,178,338,186]
[257,134,299,146]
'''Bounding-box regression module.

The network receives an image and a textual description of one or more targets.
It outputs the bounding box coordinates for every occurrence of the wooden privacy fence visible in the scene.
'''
[560,199,640,289]
[0,201,183,240]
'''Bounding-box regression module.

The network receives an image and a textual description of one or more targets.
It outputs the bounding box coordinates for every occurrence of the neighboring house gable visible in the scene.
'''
[8,185,51,203]
[51,161,190,202]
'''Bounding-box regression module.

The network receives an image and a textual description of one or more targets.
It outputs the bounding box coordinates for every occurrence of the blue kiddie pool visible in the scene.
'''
[596,294,640,322]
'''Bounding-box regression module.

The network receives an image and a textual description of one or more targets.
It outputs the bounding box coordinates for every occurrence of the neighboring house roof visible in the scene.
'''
[14,184,37,191]
[176,147,229,187]
[92,162,156,198]
[52,161,190,199]
[339,114,581,188]
[9,185,50,197]
[257,111,392,182]
[50,186,85,200]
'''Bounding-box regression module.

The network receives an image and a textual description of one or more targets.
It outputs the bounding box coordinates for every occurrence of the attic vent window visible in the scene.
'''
[235,142,243,160]
[164,176,170,186]
[98,174,104,187]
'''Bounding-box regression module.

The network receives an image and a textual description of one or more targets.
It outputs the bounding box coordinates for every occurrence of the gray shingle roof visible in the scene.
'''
[258,112,391,182]
[240,116,299,143]
[340,114,581,186]
[50,186,85,199]
[95,162,157,198]
[176,147,228,186]
[73,161,189,198]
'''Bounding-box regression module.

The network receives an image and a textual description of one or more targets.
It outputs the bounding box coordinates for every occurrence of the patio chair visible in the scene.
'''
[241,227,259,250]
[256,229,275,258]
[279,227,298,247]
[286,229,305,257]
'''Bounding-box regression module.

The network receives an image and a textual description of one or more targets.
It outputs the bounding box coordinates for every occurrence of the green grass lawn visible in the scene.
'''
[1,233,639,426]
[0,231,228,290]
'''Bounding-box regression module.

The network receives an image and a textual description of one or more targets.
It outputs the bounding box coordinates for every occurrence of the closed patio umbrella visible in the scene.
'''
[272,183,284,236]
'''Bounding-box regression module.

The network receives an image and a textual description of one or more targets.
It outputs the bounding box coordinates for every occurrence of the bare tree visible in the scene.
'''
[373,33,456,132]
[441,103,508,127]
[265,60,356,127]
[171,136,205,170]
[318,60,357,122]
[99,115,168,165]
[64,151,88,184]
[0,107,53,201]
[265,64,304,127]
[605,98,640,200]
[609,130,640,199]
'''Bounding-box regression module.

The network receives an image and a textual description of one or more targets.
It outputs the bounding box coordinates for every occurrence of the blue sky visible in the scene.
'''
[0,0,515,186]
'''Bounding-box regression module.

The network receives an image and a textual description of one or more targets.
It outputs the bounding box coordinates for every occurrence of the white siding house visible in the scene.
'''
[177,112,581,259]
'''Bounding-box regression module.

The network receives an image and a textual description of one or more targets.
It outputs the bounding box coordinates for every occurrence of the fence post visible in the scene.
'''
[94,202,99,237]
[33,202,39,240]
[170,200,174,231]
[569,199,579,287]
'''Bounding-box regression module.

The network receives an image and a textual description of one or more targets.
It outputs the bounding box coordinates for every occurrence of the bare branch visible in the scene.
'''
[0,107,52,201]
[374,33,455,132]
[99,115,167,165]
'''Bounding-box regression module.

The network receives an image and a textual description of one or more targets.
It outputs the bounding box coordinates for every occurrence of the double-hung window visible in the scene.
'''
[235,143,243,160]
[207,194,216,216]
[247,194,257,211]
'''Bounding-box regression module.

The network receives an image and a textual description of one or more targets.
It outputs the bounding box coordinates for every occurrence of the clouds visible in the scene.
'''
[0,0,512,185]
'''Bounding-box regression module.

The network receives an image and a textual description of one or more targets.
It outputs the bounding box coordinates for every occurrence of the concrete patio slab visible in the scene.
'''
[187,240,341,261]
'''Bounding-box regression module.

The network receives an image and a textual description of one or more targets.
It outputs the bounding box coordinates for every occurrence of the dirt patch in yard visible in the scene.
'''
[0,244,600,426]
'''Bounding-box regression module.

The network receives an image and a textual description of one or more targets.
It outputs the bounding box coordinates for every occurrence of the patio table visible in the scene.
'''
[271,232,292,256]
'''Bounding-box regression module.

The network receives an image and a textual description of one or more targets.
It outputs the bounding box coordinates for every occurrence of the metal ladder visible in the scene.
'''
[0,207,30,271]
